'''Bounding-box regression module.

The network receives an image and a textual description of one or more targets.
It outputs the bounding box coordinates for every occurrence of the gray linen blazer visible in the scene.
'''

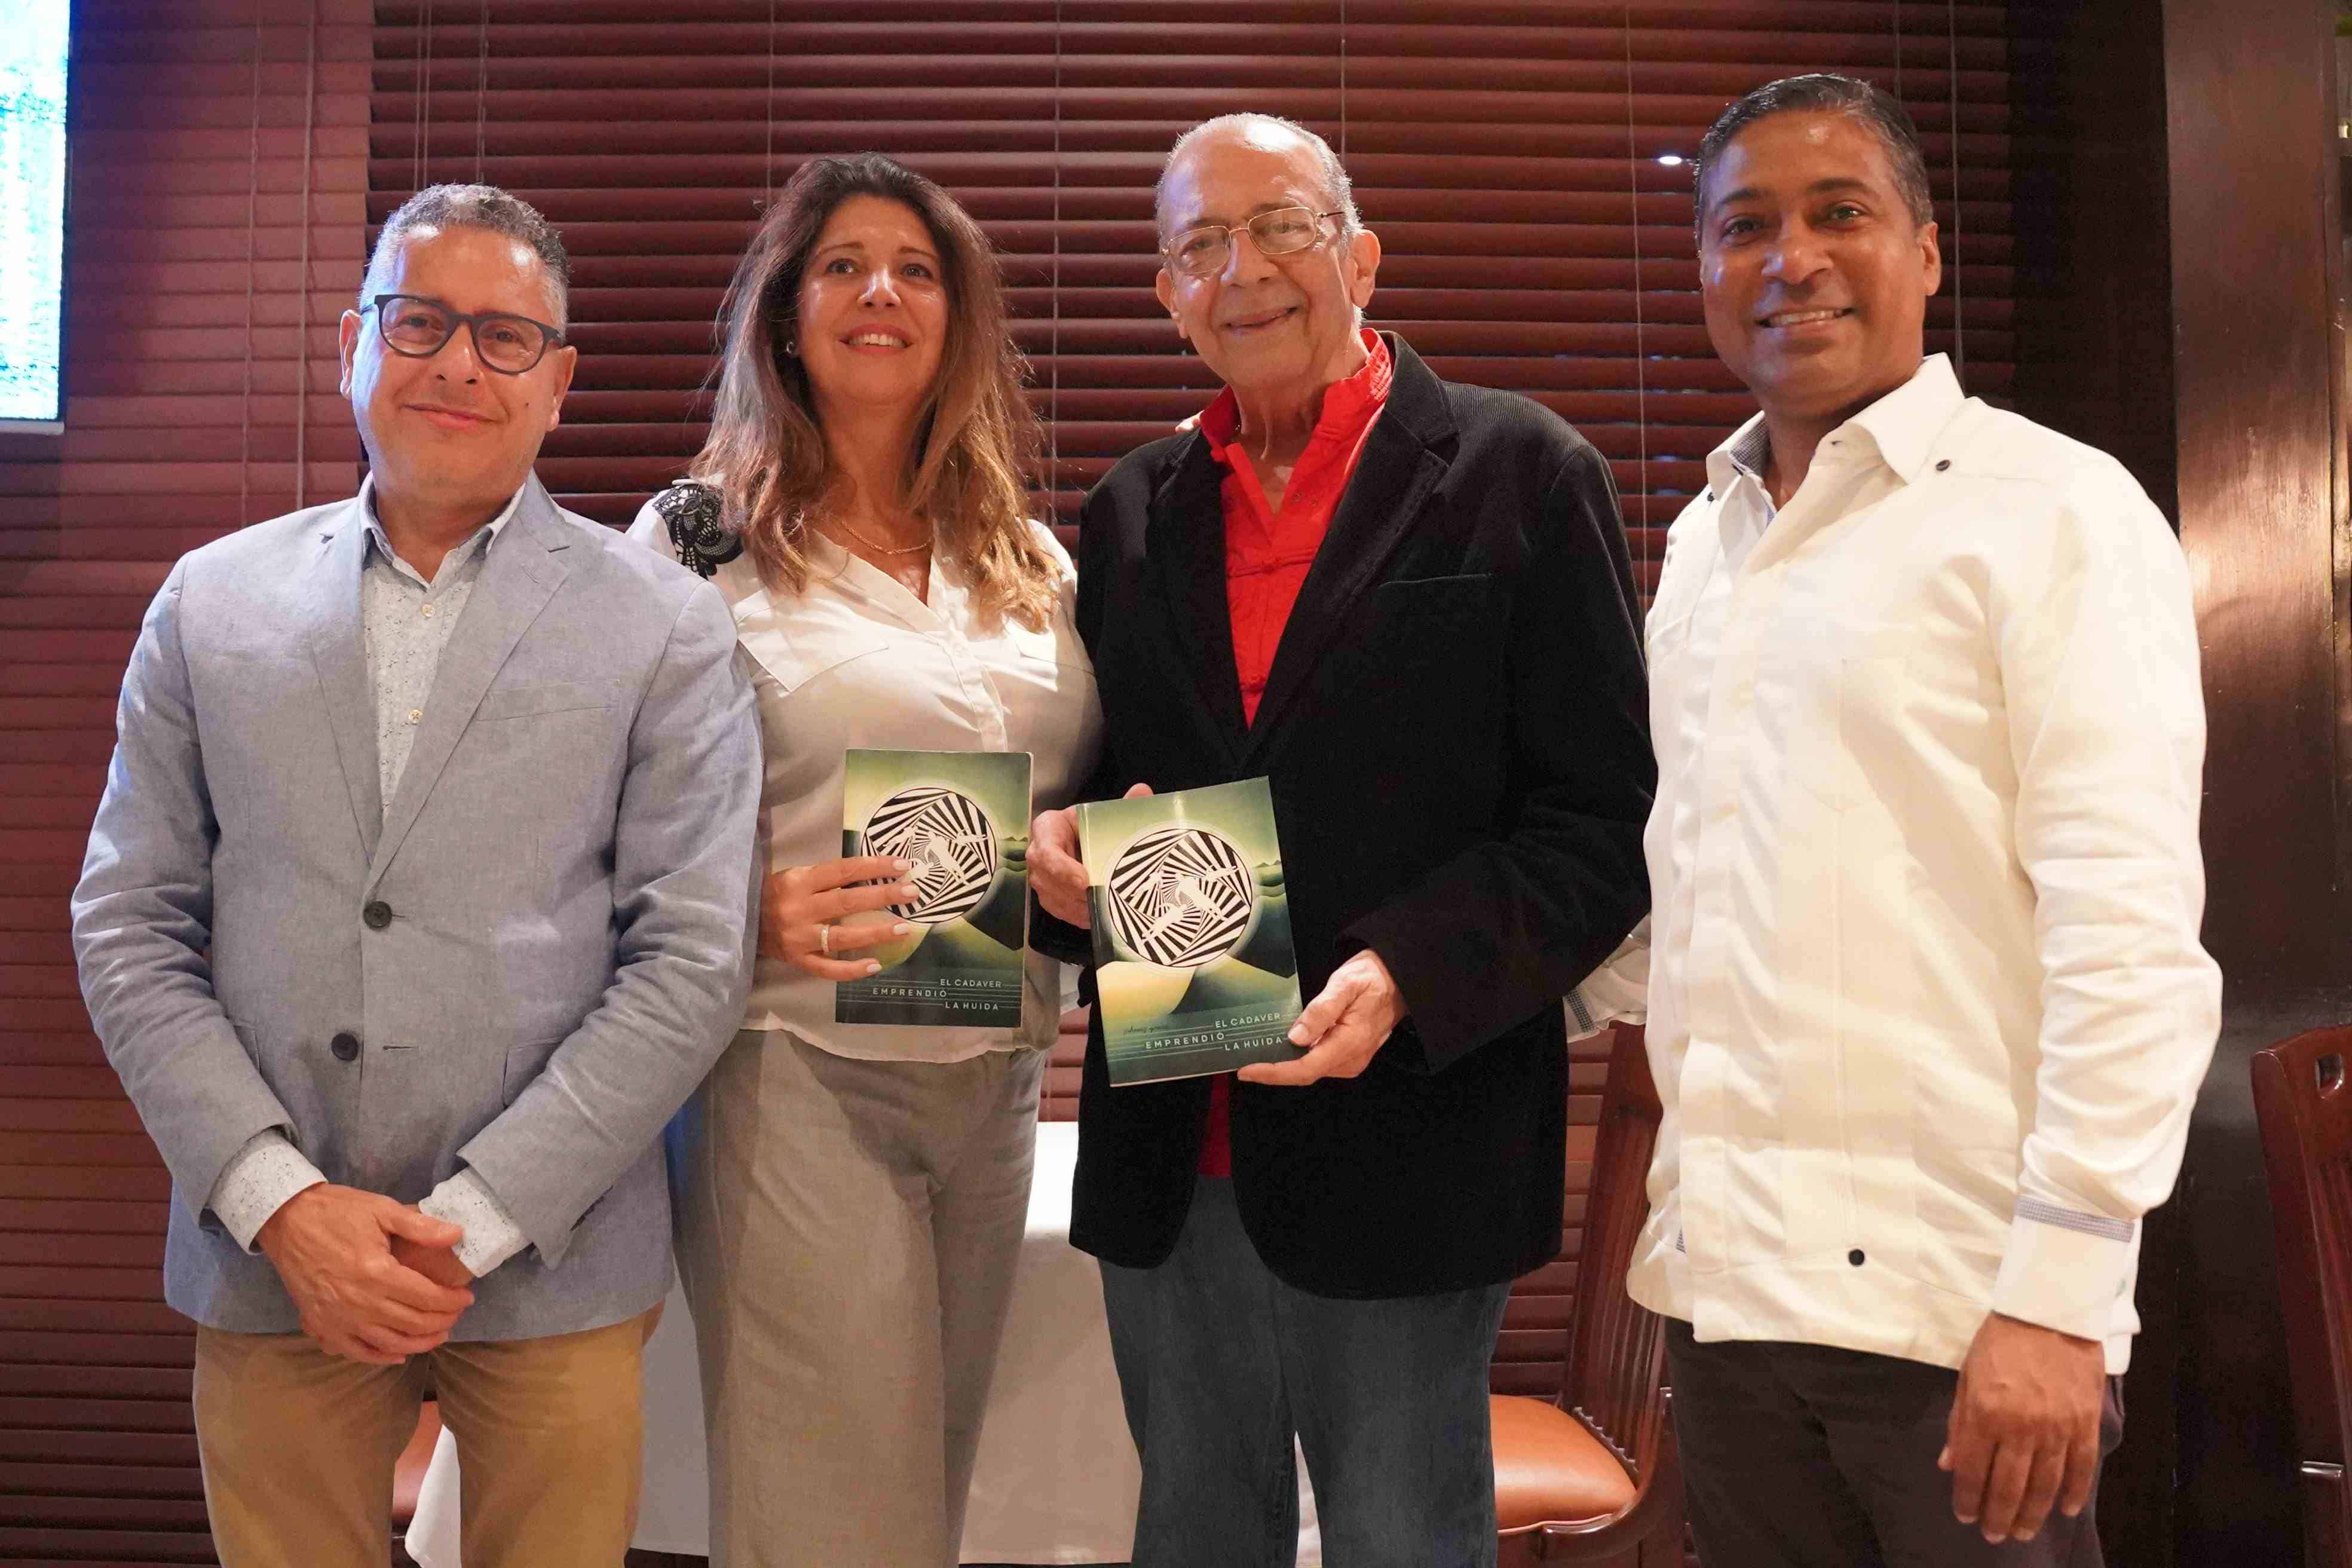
[71,478,762,1340]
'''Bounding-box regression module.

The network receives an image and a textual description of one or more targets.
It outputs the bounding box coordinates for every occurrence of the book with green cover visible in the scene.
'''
[1077,777,1304,1085]
[835,748,1033,1028]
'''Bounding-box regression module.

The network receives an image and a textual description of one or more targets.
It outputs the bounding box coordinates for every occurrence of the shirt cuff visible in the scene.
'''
[1987,1197,2137,1343]
[419,1167,532,1278]
[1565,924,1650,1042]
[207,1131,327,1253]
[1564,989,1604,1042]
[1565,984,1647,1042]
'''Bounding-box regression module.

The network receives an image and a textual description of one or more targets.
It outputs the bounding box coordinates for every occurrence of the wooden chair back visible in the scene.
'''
[2251,1022,2352,1568]
[1559,1028,1670,1499]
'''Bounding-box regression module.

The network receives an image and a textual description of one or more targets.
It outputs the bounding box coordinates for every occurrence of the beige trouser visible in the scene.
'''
[677,1028,1045,1568]
[192,1306,656,1568]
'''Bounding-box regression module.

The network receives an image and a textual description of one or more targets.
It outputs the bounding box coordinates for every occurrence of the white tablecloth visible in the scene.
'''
[406,1122,1319,1564]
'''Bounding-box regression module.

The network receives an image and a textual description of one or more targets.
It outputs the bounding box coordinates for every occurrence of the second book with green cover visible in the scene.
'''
[1077,777,1304,1085]
[836,748,1033,1029]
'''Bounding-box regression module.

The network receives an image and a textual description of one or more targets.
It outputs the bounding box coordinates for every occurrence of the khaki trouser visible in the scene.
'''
[192,1306,656,1568]
[676,1028,1045,1568]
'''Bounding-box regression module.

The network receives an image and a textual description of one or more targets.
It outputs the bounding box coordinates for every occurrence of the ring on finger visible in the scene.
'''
[817,923,832,957]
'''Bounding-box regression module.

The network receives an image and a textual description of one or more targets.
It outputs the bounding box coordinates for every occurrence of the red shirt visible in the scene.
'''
[1193,329,1394,1177]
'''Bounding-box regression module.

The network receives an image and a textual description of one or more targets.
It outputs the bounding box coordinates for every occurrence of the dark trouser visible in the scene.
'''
[1665,1318,2125,1568]
[1099,1177,1512,1568]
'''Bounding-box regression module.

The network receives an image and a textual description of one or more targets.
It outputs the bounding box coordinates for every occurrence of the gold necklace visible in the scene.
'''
[829,513,931,558]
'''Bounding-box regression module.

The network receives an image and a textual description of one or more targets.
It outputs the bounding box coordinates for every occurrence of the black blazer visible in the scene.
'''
[1052,335,1655,1298]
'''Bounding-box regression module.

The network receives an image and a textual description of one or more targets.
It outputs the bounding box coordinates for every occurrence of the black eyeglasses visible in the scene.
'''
[360,293,566,375]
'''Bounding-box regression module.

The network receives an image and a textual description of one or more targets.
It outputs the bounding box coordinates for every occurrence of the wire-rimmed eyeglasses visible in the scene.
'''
[360,293,566,375]
[1162,208,1346,279]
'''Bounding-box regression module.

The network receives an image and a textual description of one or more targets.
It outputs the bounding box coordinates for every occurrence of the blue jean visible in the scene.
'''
[1099,1177,1512,1568]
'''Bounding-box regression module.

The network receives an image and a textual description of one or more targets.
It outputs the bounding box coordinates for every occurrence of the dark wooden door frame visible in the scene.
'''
[2010,4,2352,1563]
[2163,1,2352,1564]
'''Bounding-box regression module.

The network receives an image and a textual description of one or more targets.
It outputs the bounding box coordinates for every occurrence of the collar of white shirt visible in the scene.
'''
[1704,352,1965,502]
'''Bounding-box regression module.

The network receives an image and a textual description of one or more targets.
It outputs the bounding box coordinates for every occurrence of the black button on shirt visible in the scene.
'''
[329,1031,360,1062]
[362,900,392,930]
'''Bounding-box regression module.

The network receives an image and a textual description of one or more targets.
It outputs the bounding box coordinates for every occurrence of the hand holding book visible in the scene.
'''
[834,749,1036,1028]
[1077,779,1308,1085]
[762,856,921,980]
[1031,782,1152,927]
[1234,947,1405,1086]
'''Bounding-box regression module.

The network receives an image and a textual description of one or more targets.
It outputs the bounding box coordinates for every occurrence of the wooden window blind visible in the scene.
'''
[373,0,2010,1403]
[0,4,367,1563]
[376,0,2010,599]
[0,5,2012,1561]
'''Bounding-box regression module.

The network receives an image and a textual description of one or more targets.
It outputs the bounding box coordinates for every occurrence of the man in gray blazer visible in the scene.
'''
[71,184,761,1567]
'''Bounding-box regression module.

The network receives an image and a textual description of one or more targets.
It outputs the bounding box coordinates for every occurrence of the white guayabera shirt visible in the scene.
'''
[1619,354,2219,1376]
[629,506,1102,1064]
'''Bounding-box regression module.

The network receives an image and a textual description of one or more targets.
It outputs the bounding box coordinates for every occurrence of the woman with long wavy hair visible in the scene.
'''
[627,153,1101,1568]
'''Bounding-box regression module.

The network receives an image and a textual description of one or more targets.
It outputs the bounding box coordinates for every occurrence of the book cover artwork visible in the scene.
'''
[1077,778,1303,1085]
[835,749,1033,1028]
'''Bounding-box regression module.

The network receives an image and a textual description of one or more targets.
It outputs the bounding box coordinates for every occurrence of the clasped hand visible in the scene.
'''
[1938,1312,2106,1544]
[255,1183,475,1364]
[1030,788,1407,1086]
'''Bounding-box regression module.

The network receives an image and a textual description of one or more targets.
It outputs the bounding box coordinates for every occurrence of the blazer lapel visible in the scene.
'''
[366,480,571,890]
[296,498,384,863]
[1241,336,1453,765]
[1144,434,1248,768]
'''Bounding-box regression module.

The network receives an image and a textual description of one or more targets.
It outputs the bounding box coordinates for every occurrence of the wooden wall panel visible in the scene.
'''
[2157,1,2352,1564]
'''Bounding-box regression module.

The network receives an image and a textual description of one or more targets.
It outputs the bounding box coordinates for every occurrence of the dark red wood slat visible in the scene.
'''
[0,1528,218,1563]
[0,1266,176,1303]
[0,1364,190,1401]
[0,1331,194,1368]
[0,1494,212,1529]
[0,1233,168,1270]
[0,1300,188,1335]
[0,1459,205,1497]
[0,1031,109,1064]
[0,1426,197,1465]
[0,1166,172,1202]
[0,1097,149,1135]
[0,1395,198,1433]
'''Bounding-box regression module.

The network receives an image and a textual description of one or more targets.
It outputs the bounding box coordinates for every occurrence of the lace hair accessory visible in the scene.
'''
[652,478,743,579]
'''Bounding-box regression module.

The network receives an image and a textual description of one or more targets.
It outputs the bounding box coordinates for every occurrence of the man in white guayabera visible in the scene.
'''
[1583,73,2222,1567]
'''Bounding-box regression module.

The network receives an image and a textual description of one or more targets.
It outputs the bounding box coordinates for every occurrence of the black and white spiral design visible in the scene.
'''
[862,786,999,924]
[1105,825,1255,969]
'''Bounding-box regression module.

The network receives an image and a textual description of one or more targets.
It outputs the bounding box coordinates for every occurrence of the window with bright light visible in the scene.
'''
[0,1,68,430]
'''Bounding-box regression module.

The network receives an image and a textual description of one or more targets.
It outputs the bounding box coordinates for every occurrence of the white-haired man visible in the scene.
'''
[1028,115,1655,1567]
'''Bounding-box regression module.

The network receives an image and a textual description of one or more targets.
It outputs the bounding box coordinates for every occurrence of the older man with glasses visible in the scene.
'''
[1027,114,1656,1567]
[71,183,761,1567]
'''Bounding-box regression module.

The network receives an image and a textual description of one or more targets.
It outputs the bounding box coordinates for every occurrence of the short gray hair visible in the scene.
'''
[1693,74,1934,244]
[1154,114,1359,245]
[360,183,572,323]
